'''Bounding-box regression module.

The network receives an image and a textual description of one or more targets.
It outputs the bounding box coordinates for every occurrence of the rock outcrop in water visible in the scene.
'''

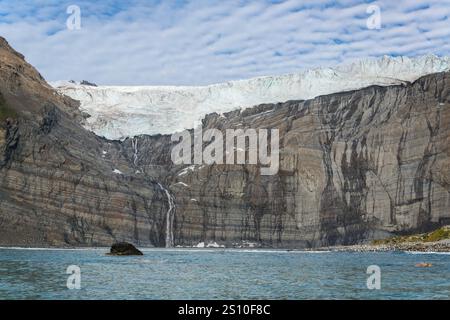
[1,37,450,248]
[108,242,143,256]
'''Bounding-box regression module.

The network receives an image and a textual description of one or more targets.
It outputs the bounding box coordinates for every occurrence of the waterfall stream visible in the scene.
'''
[157,183,175,248]
[131,137,139,166]
[130,137,176,248]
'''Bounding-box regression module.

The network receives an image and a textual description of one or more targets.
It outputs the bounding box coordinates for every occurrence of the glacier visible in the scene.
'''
[50,55,450,140]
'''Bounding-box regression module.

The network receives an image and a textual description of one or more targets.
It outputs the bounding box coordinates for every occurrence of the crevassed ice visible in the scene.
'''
[50,55,450,140]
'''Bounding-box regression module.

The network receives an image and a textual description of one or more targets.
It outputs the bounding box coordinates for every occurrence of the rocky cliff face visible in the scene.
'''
[125,71,450,248]
[0,38,171,247]
[1,37,450,248]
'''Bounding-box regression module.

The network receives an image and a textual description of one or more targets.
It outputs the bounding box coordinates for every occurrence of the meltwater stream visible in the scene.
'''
[131,137,139,166]
[157,183,175,248]
[128,137,175,248]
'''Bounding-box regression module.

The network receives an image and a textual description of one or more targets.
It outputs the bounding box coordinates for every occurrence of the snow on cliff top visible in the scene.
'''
[50,55,450,140]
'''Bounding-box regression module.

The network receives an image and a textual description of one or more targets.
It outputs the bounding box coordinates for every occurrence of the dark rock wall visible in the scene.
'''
[129,73,450,248]
[0,37,169,247]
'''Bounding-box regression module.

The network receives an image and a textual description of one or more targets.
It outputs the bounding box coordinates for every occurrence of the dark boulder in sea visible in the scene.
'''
[108,242,143,256]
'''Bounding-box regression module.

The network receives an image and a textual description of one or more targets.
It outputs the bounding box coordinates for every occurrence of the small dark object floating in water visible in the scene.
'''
[415,262,432,268]
[107,242,143,256]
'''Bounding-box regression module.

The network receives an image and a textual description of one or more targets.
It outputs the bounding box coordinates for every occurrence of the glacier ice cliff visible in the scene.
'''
[51,55,450,140]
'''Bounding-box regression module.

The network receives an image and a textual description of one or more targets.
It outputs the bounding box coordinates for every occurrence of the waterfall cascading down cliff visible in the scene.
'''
[130,137,176,248]
[157,183,176,248]
[131,137,139,166]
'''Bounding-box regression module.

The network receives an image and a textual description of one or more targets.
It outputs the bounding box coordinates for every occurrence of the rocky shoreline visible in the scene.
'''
[315,240,450,253]
[312,226,450,253]
[2,228,450,253]
[1,242,450,253]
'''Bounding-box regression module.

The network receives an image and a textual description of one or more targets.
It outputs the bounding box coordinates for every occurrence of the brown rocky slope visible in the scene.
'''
[0,37,171,247]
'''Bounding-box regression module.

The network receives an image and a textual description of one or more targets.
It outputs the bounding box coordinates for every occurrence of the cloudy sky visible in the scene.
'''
[0,0,449,85]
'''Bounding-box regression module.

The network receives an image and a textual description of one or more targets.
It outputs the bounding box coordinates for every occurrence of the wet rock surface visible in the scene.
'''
[108,242,143,256]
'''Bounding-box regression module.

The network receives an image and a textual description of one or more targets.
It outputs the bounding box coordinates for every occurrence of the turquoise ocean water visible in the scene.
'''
[0,248,448,300]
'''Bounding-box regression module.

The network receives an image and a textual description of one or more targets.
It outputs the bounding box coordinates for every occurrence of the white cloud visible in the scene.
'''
[0,0,449,85]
